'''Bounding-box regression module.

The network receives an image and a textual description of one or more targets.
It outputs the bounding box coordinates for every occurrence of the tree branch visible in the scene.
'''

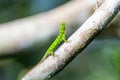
[0,0,101,57]
[21,0,120,80]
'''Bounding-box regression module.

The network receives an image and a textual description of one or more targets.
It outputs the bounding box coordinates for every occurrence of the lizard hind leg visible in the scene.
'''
[49,51,55,59]
[49,51,54,55]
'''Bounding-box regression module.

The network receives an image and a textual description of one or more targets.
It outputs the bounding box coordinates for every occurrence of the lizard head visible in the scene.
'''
[60,22,66,34]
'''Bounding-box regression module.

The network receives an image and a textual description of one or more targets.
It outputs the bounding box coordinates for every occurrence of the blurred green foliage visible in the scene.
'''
[0,0,29,23]
[0,0,68,23]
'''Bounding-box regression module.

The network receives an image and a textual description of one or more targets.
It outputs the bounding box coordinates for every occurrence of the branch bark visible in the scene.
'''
[21,0,120,80]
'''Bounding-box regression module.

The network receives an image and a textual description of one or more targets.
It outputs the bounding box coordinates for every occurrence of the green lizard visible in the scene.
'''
[40,22,67,63]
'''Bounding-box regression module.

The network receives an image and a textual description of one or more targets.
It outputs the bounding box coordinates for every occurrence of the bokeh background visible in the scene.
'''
[0,0,120,80]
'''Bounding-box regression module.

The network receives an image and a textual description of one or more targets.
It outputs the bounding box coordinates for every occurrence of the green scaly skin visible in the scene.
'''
[40,22,67,63]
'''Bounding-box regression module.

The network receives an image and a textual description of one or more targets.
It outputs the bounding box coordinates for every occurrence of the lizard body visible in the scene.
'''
[40,22,67,63]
